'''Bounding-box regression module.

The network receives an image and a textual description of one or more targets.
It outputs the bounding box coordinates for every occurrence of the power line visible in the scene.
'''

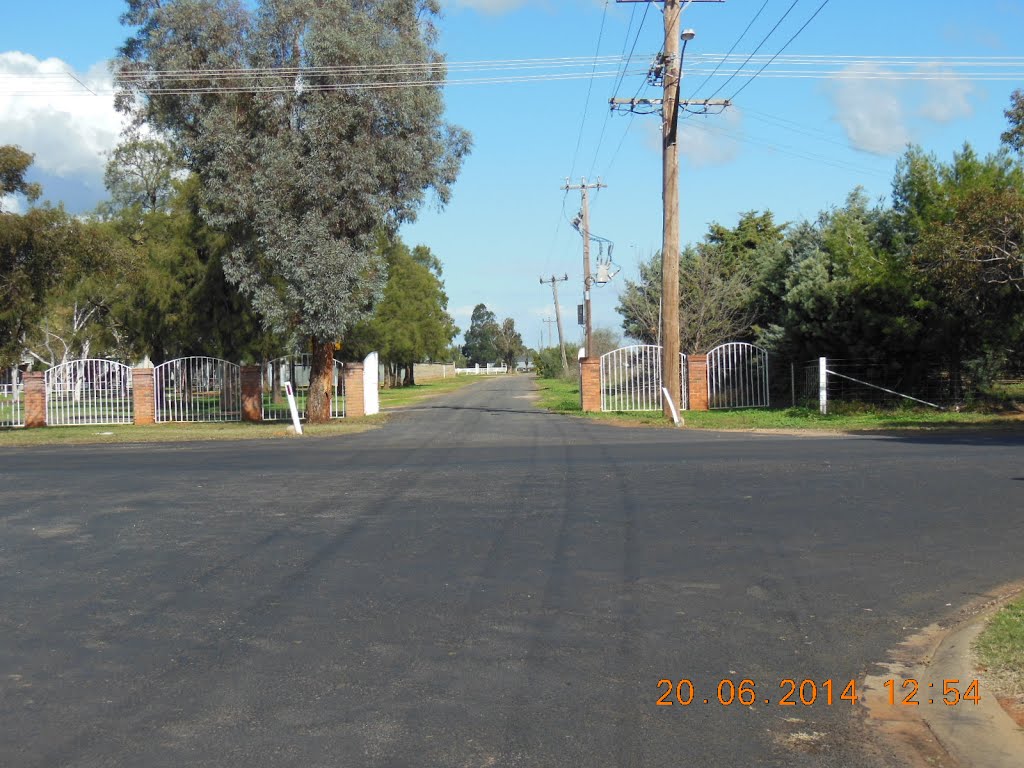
[682,118,889,178]
[588,2,640,179]
[728,0,833,101]
[568,0,612,185]
[683,0,770,101]
[703,0,802,102]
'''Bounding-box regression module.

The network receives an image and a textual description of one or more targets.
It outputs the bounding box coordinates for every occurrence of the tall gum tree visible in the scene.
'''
[114,0,470,421]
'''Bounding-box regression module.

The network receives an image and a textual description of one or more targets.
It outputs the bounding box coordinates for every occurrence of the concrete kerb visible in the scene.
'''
[921,609,1024,767]
[864,582,1024,768]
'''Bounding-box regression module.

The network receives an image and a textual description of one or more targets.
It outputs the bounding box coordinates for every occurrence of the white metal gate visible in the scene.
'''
[45,359,133,425]
[1,368,24,427]
[599,345,688,412]
[262,354,345,421]
[707,342,769,409]
[154,357,241,422]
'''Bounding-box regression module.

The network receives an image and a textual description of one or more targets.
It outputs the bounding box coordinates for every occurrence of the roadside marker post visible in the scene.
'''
[285,381,303,435]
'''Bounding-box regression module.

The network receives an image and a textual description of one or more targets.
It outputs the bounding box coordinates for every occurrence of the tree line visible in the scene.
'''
[617,90,1024,393]
[2,0,470,421]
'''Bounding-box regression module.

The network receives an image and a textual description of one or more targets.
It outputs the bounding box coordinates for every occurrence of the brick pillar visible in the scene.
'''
[580,357,601,412]
[343,362,365,418]
[241,365,263,422]
[687,354,709,411]
[132,368,155,425]
[23,372,46,428]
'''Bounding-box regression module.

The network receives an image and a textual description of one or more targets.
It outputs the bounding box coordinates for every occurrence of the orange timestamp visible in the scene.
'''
[656,678,859,707]
[884,678,981,706]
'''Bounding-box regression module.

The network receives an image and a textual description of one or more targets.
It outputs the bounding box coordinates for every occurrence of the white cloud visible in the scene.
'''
[0,51,125,185]
[826,64,910,156]
[640,105,744,168]
[916,65,975,123]
[679,105,743,168]
[1,194,23,214]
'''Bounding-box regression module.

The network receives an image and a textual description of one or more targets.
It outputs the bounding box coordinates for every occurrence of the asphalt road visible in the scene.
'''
[1,376,1022,767]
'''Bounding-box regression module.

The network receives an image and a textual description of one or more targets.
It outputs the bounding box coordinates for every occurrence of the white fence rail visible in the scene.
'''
[1,368,24,427]
[707,342,770,409]
[154,357,241,423]
[454,364,507,375]
[262,354,345,421]
[45,359,133,425]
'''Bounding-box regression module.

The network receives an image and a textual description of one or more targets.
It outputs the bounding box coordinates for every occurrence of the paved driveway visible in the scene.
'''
[1,376,1022,766]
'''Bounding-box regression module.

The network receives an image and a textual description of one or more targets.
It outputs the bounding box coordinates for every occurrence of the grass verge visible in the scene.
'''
[533,376,1024,432]
[975,596,1024,703]
[378,374,485,409]
[0,417,386,448]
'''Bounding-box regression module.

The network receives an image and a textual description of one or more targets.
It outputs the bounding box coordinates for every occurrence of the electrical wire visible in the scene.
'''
[683,0,769,102]
[728,0,833,101]
[682,118,889,178]
[567,0,611,184]
[587,2,640,179]
[703,0,802,102]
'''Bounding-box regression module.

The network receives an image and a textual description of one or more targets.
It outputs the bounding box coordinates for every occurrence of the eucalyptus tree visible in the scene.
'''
[114,0,470,421]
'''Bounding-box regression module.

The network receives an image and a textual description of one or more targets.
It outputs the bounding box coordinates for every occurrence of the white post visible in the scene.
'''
[363,352,380,416]
[285,381,303,435]
[819,357,828,415]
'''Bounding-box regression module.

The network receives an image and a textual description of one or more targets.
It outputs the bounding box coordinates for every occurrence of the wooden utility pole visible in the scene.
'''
[563,178,606,359]
[611,0,727,419]
[540,274,570,372]
[662,1,683,420]
[542,317,557,349]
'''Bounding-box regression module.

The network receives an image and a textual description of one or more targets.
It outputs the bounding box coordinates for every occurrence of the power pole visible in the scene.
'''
[539,274,570,372]
[542,317,557,349]
[610,0,727,419]
[563,178,606,359]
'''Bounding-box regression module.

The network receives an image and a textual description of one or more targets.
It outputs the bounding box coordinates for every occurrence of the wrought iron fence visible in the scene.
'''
[45,359,133,425]
[154,357,241,423]
[599,345,688,412]
[1,368,24,427]
[262,354,345,421]
[707,342,769,409]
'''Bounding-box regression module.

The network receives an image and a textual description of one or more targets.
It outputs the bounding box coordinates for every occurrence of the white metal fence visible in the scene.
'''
[707,342,769,409]
[1,368,24,427]
[454,364,508,375]
[45,359,133,425]
[154,357,241,423]
[262,354,345,421]
[599,345,688,412]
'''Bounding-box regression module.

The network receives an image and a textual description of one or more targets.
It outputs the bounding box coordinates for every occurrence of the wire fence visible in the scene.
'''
[790,358,1024,412]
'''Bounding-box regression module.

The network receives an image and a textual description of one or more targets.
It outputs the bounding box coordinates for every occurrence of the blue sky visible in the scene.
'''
[2,0,1022,352]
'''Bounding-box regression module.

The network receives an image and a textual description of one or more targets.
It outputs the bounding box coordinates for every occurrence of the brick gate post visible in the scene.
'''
[687,354,709,411]
[580,357,601,412]
[342,362,365,418]
[23,372,46,428]
[132,367,155,425]
[240,365,263,422]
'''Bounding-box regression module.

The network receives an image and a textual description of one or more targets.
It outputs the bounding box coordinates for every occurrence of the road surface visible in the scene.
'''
[1,376,1022,766]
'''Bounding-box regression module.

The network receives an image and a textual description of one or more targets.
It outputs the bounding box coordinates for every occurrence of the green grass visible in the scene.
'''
[0,417,386,447]
[975,596,1024,700]
[378,374,486,409]
[533,376,1024,432]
